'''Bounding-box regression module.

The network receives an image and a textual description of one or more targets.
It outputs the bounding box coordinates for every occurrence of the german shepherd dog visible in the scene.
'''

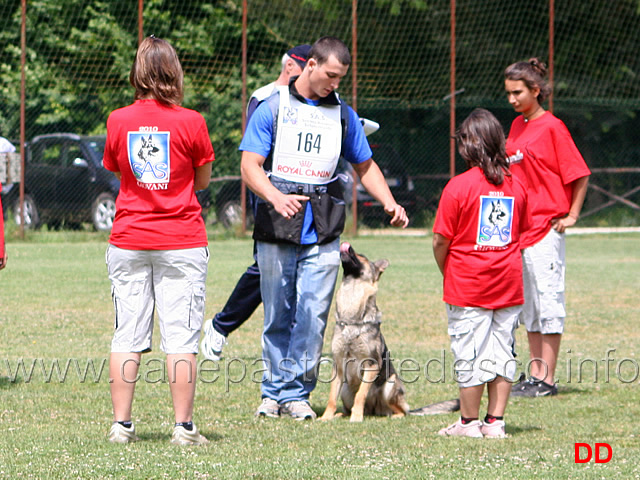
[320,242,459,422]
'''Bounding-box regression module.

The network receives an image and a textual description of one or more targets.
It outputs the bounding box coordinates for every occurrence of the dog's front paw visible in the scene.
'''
[319,411,336,421]
[349,413,364,423]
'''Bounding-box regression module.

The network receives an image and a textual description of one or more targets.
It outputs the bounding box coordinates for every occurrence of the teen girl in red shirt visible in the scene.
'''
[504,58,590,397]
[104,36,214,445]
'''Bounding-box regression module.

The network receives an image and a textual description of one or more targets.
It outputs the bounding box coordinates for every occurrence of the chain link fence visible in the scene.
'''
[2,0,640,233]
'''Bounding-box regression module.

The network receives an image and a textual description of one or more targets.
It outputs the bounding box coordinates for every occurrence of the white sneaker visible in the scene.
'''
[255,398,280,418]
[200,319,227,361]
[438,419,483,438]
[108,422,140,443]
[171,424,209,446]
[280,400,316,421]
[481,419,507,438]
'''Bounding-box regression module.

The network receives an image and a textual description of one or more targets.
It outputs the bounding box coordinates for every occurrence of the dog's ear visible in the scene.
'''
[373,259,389,280]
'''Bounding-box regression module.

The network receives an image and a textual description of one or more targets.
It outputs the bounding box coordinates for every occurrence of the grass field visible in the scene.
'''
[1,232,639,479]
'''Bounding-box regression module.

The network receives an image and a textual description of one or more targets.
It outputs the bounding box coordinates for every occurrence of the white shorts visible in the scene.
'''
[106,245,209,354]
[446,304,521,388]
[520,229,566,334]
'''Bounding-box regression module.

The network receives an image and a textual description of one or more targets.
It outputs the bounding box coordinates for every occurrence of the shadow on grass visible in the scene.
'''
[136,431,224,443]
[509,383,590,399]
[0,376,22,389]
[506,424,543,436]
[557,385,591,395]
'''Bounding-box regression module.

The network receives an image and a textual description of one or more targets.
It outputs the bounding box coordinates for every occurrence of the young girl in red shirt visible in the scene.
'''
[433,108,529,438]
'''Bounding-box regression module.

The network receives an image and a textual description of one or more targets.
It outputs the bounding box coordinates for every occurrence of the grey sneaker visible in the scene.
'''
[171,424,209,446]
[200,319,227,361]
[532,381,558,397]
[255,398,280,418]
[108,422,140,443]
[511,372,527,390]
[438,419,483,438]
[511,377,558,397]
[280,400,316,421]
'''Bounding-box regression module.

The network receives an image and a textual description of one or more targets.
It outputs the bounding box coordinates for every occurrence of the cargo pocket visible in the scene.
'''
[447,316,476,384]
[537,259,566,319]
[111,280,145,330]
[110,285,120,330]
[189,283,207,331]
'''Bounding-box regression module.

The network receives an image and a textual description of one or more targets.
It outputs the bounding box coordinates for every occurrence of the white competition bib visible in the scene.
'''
[271,86,342,185]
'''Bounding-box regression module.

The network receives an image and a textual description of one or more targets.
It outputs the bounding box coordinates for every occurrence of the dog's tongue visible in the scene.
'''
[340,242,351,254]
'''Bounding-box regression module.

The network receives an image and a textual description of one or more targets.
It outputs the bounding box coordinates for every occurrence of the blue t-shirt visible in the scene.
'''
[240,94,372,244]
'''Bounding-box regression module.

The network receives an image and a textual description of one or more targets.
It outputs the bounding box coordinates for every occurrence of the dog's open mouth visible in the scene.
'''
[340,242,362,277]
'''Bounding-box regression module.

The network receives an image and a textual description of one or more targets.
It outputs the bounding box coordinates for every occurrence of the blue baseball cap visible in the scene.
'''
[287,44,311,68]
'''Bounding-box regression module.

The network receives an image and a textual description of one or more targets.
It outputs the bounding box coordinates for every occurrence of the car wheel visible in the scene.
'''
[12,194,40,229]
[218,200,243,229]
[92,192,116,232]
[218,200,254,229]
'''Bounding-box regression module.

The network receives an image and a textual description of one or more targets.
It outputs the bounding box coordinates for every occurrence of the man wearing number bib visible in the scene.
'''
[240,36,409,420]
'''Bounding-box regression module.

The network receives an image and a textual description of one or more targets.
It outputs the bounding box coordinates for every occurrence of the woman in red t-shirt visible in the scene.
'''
[433,109,529,438]
[504,58,590,398]
[103,36,214,446]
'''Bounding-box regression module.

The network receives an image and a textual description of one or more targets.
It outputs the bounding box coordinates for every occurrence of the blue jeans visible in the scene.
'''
[257,239,340,403]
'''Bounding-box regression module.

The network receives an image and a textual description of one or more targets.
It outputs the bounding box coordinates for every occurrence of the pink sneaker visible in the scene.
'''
[438,419,483,438]
[481,420,507,438]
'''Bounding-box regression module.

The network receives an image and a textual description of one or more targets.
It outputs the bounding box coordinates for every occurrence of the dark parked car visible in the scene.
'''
[2,133,215,232]
[338,143,420,226]
[2,133,119,231]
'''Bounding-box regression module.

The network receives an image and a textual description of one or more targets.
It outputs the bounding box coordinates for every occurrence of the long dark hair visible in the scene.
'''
[504,57,551,103]
[456,108,510,186]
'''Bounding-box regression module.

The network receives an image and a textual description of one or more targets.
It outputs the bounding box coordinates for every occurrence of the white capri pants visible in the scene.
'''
[106,245,209,354]
[520,229,566,334]
[447,304,521,388]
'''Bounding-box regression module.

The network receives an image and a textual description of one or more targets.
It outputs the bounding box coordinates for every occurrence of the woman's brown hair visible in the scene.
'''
[129,36,184,106]
[504,57,552,103]
[456,108,510,186]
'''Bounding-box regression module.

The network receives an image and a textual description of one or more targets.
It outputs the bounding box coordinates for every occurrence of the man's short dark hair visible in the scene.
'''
[308,36,351,67]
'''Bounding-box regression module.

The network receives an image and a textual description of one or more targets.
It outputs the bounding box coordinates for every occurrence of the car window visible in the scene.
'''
[65,143,84,167]
[87,139,105,158]
[32,142,62,167]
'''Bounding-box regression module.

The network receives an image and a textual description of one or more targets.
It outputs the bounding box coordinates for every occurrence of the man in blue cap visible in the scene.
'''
[201,44,311,362]
[246,45,311,118]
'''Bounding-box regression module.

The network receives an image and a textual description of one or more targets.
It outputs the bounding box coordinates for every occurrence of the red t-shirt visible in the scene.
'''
[506,112,590,248]
[433,167,530,310]
[104,99,215,250]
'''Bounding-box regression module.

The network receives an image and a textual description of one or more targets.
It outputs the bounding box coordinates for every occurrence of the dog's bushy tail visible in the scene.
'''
[408,398,460,416]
